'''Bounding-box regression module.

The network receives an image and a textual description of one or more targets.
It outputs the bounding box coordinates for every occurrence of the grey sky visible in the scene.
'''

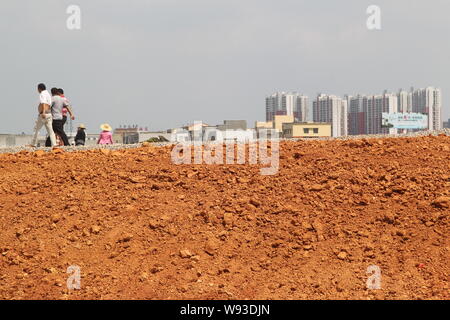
[1,0,449,133]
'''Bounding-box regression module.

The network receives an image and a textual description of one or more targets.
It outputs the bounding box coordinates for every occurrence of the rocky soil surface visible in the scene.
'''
[0,134,448,300]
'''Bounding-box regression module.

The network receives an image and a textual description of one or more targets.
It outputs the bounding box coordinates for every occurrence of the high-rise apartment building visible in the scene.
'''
[347,95,366,135]
[313,94,348,137]
[266,92,308,122]
[267,86,442,137]
[397,89,412,113]
[411,87,442,131]
[365,93,398,135]
[294,95,309,122]
[347,92,398,135]
[266,92,281,122]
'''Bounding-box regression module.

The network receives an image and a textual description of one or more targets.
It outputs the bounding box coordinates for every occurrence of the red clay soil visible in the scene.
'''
[0,135,449,300]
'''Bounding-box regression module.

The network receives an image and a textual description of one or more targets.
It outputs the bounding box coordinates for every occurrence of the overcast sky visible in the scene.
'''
[1,0,449,133]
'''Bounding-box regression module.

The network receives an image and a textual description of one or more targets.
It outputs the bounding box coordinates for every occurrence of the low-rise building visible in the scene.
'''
[273,115,294,133]
[212,129,255,143]
[282,122,332,138]
[170,121,255,143]
[0,134,46,148]
[255,121,273,129]
[217,120,247,131]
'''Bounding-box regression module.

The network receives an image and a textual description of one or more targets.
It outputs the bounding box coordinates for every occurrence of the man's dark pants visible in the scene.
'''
[52,119,70,146]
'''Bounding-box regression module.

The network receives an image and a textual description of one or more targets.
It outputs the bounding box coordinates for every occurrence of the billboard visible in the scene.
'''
[381,113,428,129]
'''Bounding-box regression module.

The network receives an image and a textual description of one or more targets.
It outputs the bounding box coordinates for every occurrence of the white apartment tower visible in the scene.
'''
[295,95,309,122]
[398,89,412,113]
[313,94,348,137]
[266,92,308,122]
[411,87,442,131]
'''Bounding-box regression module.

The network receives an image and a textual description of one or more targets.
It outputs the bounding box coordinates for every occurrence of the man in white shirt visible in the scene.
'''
[31,83,56,147]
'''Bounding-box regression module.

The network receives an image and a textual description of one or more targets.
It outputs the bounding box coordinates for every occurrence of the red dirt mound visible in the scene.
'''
[0,135,448,300]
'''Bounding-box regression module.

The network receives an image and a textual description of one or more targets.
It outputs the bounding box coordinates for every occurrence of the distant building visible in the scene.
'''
[266,92,308,122]
[265,93,281,121]
[217,120,247,131]
[214,130,255,143]
[170,128,191,143]
[346,92,398,135]
[265,86,442,137]
[294,95,309,122]
[273,115,294,133]
[0,134,39,148]
[366,93,398,135]
[114,125,157,144]
[170,121,255,143]
[347,95,366,136]
[313,94,348,137]
[254,121,276,139]
[398,89,412,113]
[411,87,442,131]
[443,118,450,129]
[255,121,273,129]
[283,122,332,138]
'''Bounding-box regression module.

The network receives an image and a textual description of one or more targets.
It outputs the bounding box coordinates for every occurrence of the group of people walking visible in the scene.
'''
[31,83,114,147]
